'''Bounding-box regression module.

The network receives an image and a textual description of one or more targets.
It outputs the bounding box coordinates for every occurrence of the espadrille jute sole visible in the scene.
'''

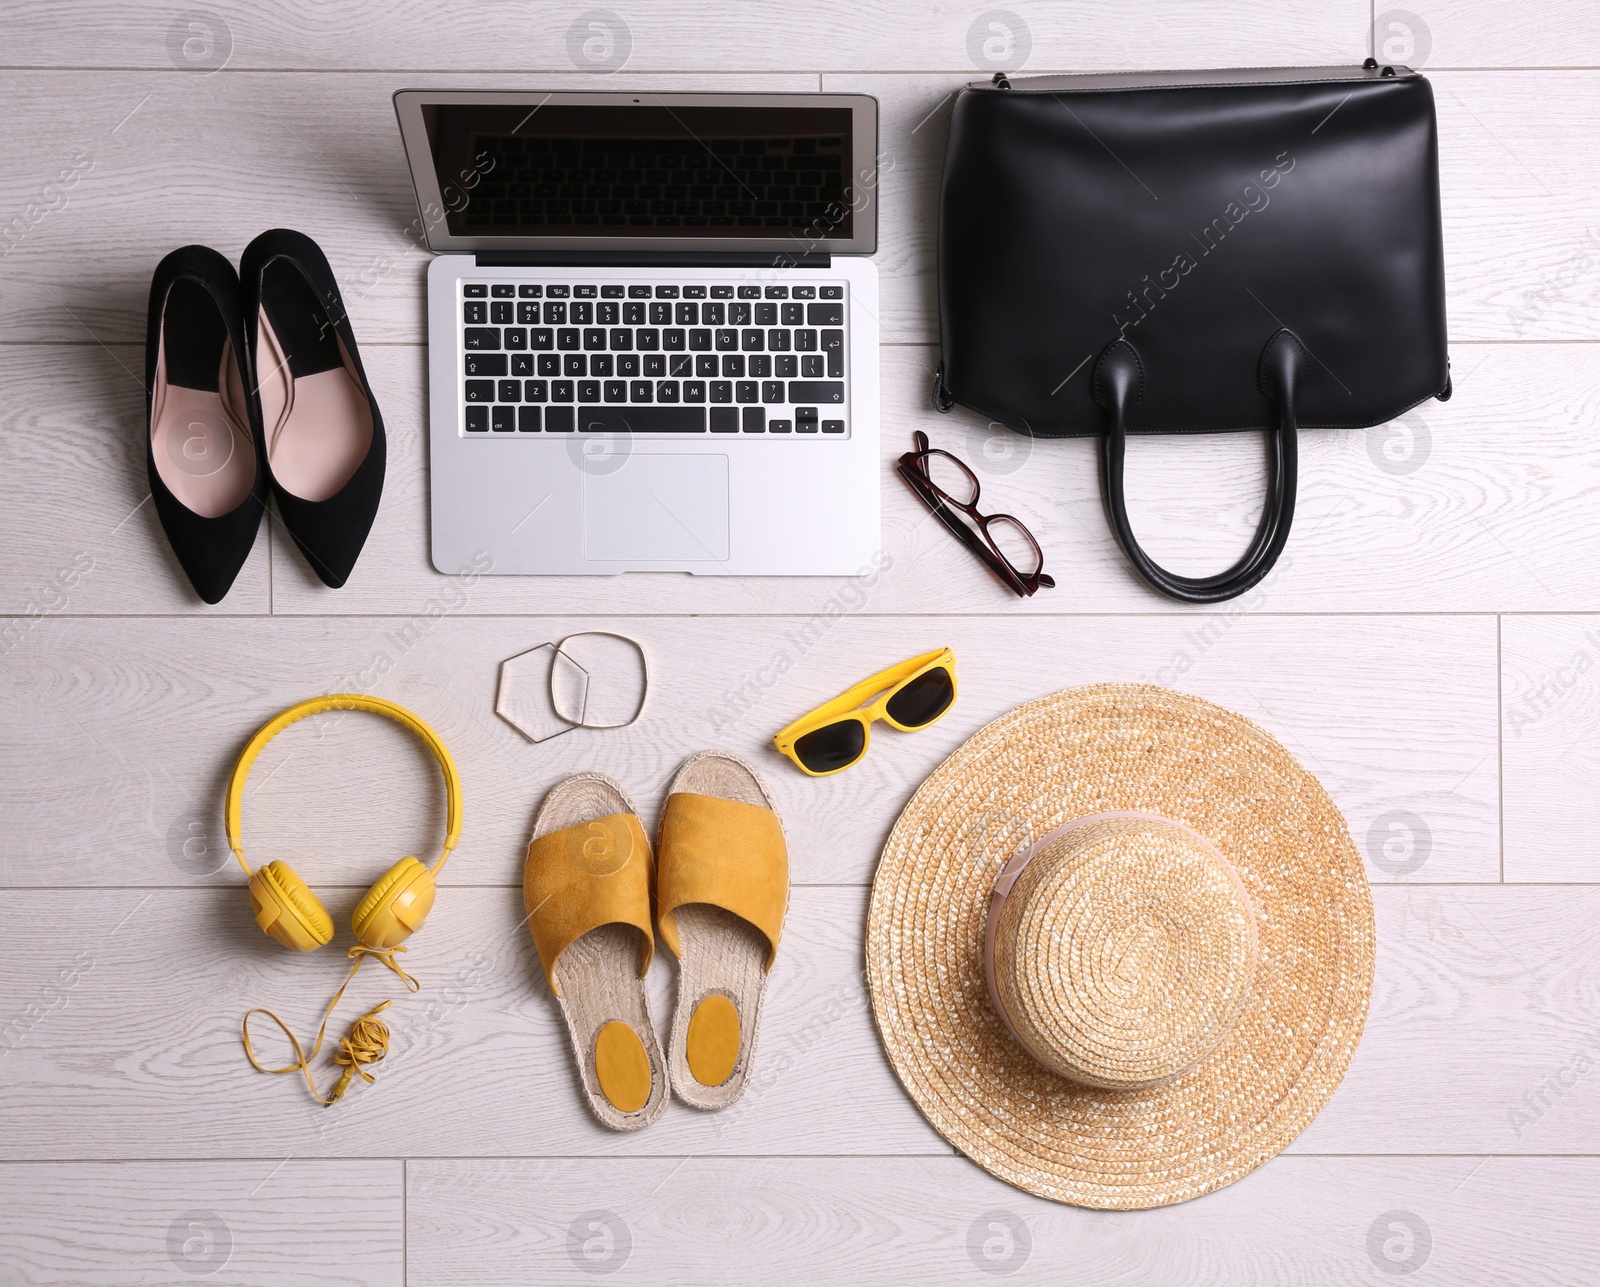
[661,751,786,1111]
[528,773,668,1132]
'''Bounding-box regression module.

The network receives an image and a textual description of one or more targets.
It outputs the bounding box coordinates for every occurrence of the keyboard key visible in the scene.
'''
[765,286,788,298]
[597,302,619,325]
[684,380,706,402]
[654,285,679,298]
[544,302,567,324]
[538,354,560,376]
[808,302,844,325]
[517,302,539,324]
[504,328,528,350]
[584,328,607,350]
[755,303,777,325]
[703,303,725,325]
[574,284,597,298]
[769,419,793,433]
[603,380,627,401]
[546,407,576,432]
[519,284,542,298]
[497,379,521,402]
[565,354,586,376]
[518,406,542,431]
[769,329,791,351]
[624,302,646,324]
[591,354,613,377]
[789,381,844,403]
[801,354,823,377]
[491,284,515,298]
[657,380,680,402]
[669,354,692,377]
[676,302,698,325]
[571,303,593,324]
[780,303,803,325]
[491,301,513,324]
[630,380,653,402]
[525,380,548,401]
[710,285,734,298]
[710,407,738,432]
[664,329,686,351]
[749,355,771,378]
[820,286,843,299]
[792,285,816,299]
[492,406,515,432]
[761,380,784,403]
[532,328,554,350]
[636,328,660,351]
[465,353,507,377]
[796,406,819,425]
[738,285,761,298]
[576,407,705,432]
[618,355,640,376]
[557,328,579,350]
[796,419,819,433]
[695,355,718,377]
[463,283,487,298]
[683,285,707,298]
[795,328,817,351]
[643,353,666,377]
[547,285,571,298]
[714,329,738,352]
[742,407,766,432]
[776,355,798,377]
[729,303,751,325]
[628,285,652,298]
[609,328,633,350]
[579,380,601,402]
[464,301,488,324]
[649,302,671,325]
[822,330,844,376]
[465,405,489,431]
[710,381,733,403]
[722,355,745,377]
[822,419,845,433]
[464,327,500,349]
[741,329,765,351]
[551,380,574,402]
[601,284,625,298]
[512,353,534,376]
[736,381,758,403]
[689,328,712,351]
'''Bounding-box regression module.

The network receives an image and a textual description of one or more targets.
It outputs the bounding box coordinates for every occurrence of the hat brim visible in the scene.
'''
[866,684,1375,1209]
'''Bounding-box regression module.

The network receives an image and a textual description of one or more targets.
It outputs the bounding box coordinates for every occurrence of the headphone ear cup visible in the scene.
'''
[249,860,334,951]
[352,856,437,950]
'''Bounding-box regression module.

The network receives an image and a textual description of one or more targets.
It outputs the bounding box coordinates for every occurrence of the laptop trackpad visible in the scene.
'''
[582,453,731,563]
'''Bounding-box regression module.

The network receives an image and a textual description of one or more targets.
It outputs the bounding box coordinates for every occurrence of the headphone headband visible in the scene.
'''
[225,695,463,878]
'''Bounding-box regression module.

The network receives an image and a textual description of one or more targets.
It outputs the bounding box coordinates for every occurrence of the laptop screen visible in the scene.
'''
[395,93,877,255]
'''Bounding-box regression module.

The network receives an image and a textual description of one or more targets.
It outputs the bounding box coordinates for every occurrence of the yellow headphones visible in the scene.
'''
[227,694,462,954]
[229,694,463,1104]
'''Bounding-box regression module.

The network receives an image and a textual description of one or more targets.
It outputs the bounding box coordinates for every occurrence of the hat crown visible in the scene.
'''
[991,815,1258,1090]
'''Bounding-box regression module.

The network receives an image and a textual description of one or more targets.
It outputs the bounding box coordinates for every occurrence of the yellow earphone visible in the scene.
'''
[228,694,463,1103]
[228,694,462,954]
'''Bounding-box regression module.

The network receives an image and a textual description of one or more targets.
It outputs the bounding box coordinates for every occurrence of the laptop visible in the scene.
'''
[392,90,881,576]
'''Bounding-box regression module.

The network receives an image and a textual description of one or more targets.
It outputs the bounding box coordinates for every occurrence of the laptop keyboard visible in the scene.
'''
[459,281,847,436]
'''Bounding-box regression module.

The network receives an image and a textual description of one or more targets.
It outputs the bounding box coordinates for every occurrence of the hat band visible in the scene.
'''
[982,810,1237,1075]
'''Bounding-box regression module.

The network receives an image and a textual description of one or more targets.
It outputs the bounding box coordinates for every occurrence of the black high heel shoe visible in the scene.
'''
[240,228,385,589]
[145,245,265,604]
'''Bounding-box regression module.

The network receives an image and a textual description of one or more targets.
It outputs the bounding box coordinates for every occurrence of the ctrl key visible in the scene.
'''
[465,405,489,432]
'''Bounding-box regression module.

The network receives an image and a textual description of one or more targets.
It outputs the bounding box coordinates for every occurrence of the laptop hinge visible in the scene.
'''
[474,251,832,269]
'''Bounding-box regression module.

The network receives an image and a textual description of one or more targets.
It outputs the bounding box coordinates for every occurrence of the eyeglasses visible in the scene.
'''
[896,430,1055,598]
[774,647,958,776]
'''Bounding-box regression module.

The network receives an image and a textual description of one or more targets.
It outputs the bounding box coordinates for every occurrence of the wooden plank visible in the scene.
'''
[823,70,1600,344]
[0,1160,401,1285]
[0,2,1364,73]
[1500,615,1600,883]
[0,613,1498,887]
[6,885,1599,1160]
[407,1154,1600,1285]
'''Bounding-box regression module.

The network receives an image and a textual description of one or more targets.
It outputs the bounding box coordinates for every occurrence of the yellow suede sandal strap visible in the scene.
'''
[657,792,788,969]
[523,812,655,996]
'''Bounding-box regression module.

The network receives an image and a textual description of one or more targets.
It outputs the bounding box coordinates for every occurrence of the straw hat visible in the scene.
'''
[866,683,1375,1209]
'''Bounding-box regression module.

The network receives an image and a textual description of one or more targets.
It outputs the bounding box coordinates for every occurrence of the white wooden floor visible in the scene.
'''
[2,2,1598,1282]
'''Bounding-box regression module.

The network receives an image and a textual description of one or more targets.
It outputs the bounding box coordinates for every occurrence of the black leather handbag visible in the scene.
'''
[935,63,1450,602]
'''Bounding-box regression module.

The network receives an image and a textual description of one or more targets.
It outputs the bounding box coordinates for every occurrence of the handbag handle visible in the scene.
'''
[1093,330,1305,603]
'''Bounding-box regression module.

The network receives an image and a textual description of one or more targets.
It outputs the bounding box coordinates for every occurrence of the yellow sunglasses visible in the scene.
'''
[774,647,958,776]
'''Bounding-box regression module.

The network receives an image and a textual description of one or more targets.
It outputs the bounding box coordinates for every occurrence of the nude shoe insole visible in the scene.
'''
[150,279,255,519]
[529,774,668,1132]
[663,752,784,1111]
[256,260,372,503]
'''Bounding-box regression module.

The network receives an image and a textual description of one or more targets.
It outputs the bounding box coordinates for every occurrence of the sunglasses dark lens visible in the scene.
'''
[794,719,867,773]
[884,667,955,728]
